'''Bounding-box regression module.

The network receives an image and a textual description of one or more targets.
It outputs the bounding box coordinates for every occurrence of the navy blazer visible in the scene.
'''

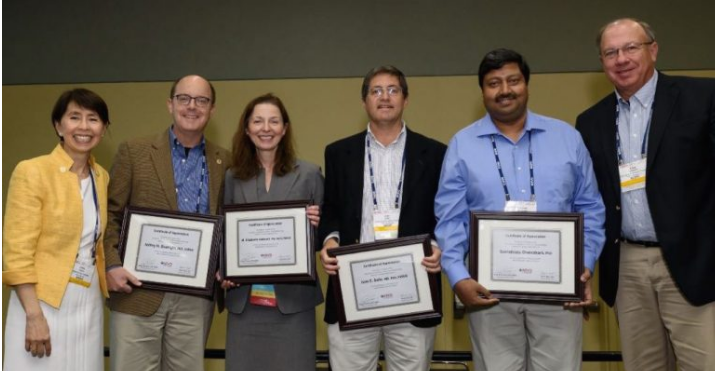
[576,73,714,307]
[319,128,447,327]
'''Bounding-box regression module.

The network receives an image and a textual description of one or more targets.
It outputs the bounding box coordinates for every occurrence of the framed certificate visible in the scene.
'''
[222,200,315,284]
[328,234,442,331]
[470,212,584,303]
[118,207,223,298]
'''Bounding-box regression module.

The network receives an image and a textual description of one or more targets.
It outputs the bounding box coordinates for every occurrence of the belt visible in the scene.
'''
[621,238,660,247]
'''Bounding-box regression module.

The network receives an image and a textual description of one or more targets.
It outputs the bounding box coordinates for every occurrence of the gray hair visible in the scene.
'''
[596,18,656,53]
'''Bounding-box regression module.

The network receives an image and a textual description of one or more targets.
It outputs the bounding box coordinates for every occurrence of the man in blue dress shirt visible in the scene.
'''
[434,49,605,371]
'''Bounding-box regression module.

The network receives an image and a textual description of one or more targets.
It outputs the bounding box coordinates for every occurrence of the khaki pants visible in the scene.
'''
[616,243,714,371]
[328,322,436,371]
[468,302,582,371]
[109,293,214,371]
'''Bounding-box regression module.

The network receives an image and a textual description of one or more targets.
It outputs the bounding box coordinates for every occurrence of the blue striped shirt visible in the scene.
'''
[615,71,658,241]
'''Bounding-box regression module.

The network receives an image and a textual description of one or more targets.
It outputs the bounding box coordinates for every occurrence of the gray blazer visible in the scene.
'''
[223,160,324,314]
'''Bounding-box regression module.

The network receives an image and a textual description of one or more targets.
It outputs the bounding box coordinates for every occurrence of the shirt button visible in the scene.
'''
[615,205,621,211]
[637,223,643,227]
[517,167,522,171]
[182,159,186,163]
[184,198,188,202]
[521,189,526,193]
[632,133,638,137]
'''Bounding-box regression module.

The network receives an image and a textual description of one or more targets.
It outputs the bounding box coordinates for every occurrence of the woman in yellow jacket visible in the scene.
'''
[3,88,111,370]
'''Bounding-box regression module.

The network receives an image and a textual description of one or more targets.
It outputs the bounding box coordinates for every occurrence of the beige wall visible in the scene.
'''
[2,69,713,370]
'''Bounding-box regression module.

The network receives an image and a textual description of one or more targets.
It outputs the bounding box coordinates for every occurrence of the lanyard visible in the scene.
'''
[195,153,207,213]
[173,139,207,213]
[615,100,653,165]
[88,169,100,260]
[490,133,535,202]
[366,134,405,210]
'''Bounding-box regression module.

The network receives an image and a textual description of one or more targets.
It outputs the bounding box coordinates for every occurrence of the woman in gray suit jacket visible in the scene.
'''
[222,93,324,371]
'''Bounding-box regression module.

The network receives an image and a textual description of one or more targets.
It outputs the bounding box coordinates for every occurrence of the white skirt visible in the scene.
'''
[3,272,104,371]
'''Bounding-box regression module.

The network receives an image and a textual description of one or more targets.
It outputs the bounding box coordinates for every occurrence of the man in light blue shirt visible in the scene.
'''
[434,49,605,371]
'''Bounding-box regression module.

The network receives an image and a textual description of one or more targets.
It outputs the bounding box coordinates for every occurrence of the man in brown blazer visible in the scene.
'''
[104,75,230,371]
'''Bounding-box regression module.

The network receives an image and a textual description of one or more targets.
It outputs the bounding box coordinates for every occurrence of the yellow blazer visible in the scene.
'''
[2,144,109,308]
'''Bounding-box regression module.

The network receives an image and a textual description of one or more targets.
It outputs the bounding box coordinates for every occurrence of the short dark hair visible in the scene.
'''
[596,18,657,53]
[231,93,297,180]
[478,49,531,89]
[51,88,110,140]
[361,65,409,100]
[169,75,217,104]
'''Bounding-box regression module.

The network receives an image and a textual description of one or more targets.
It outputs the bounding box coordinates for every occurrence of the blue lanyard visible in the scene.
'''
[173,139,207,213]
[490,133,535,202]
[88,169,100,262]
[195,153,207,213]
[615,100,653,165]
[366,134,405,210]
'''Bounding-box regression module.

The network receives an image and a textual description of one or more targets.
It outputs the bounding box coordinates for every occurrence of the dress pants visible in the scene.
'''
[226,304,316,371]
[328,322,436,371]
[468,302,582,371]
[109,292,214,371]
[615,242,714,371]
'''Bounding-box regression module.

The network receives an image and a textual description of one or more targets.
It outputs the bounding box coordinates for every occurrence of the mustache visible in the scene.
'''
[495,93,517,102]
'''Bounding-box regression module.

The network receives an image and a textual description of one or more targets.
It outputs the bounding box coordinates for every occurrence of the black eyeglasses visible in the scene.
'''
[173,94,212,107]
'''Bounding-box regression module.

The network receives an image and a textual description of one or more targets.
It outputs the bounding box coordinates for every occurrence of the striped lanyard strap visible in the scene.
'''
[490,133,535,202]
[88,169,100,260]
[615,100,653,165]
[366,134,405,210]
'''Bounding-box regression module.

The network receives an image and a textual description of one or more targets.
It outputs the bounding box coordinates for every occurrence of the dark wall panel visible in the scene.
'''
[3,0,713,84]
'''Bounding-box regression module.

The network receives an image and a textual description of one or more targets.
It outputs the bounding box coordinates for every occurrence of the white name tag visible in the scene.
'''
[504,200,537,212]
[619,159,646,193]
[373,209,400,240]
[70,257,95,288]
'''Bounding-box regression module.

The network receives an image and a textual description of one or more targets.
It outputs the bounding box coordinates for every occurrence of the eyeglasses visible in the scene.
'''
[601,41,654,60]
[173,94,212,107]
[369,86,402,98]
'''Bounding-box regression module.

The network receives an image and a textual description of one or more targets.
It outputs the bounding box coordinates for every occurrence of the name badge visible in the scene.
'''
[69,257,95,288]
[504,200,537,212]
[619,159,646,193]
[373,209,400,240]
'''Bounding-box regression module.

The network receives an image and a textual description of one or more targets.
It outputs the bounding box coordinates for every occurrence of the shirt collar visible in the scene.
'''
[169,126,206,154]
[615,70,658,109]
[366,121,407,148]
[473,110,545,138]
[51,143,98,174]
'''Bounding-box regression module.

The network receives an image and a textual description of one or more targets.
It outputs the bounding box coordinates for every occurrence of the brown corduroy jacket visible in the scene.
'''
[104,129,230,316]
